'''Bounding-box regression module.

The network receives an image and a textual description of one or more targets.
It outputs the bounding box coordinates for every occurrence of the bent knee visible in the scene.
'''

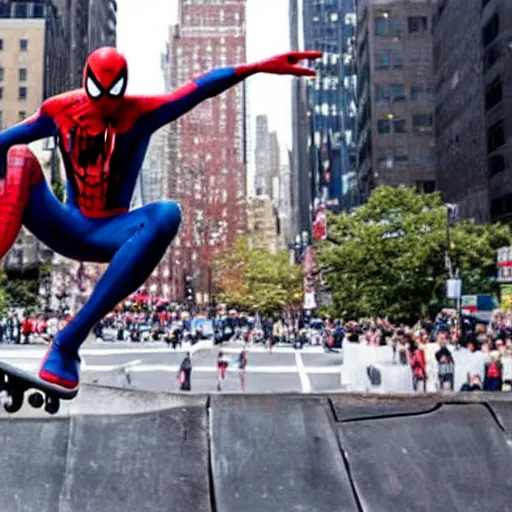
[8,146,43,186]
[148,201,182,239]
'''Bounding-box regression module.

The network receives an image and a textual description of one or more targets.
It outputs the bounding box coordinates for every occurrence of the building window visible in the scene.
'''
[393,53,403,69]
[391,84,405,102]
[485,76,503,111]
[416,181,436,194]
[0,4,8,18]
[489,155,505,176]
[393,119,407,133]
[408,16,428,34]
[484,46,500,72]
[483,13,499,48]
[375,51,390,69]
[18,111,26,121]
[33,4,45,18]
[19,68,27,82]
[18,87,27,100]
[0,39,3,51]
[376,84,390,102]
[0,87,3,100]
[19,38,28,52]
[488,120,505,153]
[375,16,401,36]
[377,119,391,134]
[411,86,426,102]
[0,67,4,81]
[413,114,433,132]
[14,3,27,18]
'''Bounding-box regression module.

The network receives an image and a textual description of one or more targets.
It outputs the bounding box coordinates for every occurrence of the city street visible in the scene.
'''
[0,342,342,394]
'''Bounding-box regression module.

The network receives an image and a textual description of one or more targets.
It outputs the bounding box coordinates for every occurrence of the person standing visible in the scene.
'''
[217,351,229,391]
[238,349,248,392]
[178,352,192,391]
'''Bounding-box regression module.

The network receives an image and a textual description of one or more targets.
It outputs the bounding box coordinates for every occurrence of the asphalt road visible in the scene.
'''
[0,341,343,394]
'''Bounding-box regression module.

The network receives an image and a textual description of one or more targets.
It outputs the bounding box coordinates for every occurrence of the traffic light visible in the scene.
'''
[184,275,195,304]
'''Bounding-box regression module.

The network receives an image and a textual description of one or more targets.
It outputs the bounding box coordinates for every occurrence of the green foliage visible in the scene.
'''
[52,181,65,202]
[214,236,303,315]
[0,273,7,315]
[317,186,511,324]
[3,277,39,310]
[44,155,65,202]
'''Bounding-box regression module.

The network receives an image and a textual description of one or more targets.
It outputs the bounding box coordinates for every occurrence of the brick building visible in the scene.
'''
[165,0,247,304]
[356,0,437,203]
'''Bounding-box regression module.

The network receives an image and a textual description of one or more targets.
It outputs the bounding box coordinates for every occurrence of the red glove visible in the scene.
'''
[238,51,322,77]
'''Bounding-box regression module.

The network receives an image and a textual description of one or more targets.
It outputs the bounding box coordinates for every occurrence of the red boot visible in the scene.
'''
[0,146,43,258]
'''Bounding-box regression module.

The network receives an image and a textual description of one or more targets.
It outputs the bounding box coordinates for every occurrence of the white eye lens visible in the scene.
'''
[109,77,125,97]
[86,77,101,98]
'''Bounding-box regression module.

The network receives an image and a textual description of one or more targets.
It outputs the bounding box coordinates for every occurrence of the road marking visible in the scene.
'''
[0,344,330,360]
[295,352,311,393]
[217,346,326,355]
[2,361,340,376]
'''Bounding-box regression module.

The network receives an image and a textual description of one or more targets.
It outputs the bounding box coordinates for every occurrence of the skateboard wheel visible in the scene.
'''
[4,391,23,413]
[28,392,44,409]
[45,395,60,415]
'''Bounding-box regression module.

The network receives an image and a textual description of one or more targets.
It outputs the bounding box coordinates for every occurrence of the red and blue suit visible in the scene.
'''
[0,47,321,390]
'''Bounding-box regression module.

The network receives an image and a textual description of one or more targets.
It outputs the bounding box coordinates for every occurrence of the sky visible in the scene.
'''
[117,0,293,193]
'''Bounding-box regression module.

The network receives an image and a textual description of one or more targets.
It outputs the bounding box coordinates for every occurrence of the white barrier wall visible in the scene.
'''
[341,343,413,393]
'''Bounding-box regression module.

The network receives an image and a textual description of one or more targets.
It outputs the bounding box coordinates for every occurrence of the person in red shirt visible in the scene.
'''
[22,317,33,344]
[410,339,427,392]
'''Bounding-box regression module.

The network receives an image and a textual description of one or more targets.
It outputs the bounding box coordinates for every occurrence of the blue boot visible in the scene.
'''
[39,342,80,390]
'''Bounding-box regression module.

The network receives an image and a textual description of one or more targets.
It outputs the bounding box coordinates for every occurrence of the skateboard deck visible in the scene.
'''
[0,361,78,415]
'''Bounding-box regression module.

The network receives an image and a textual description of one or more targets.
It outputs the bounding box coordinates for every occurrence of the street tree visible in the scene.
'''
[214,236,303,315]
[317,186,511,324]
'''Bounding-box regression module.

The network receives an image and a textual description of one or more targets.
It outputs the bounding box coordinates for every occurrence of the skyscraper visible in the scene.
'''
[52,0,117,88]
[289,0,358,253]
[303,0,357,212]
[433,0,489,222]
[289,0,314,249]
[254,114,280,200]
[356,0,437,204]
[166,0,247,303]
[0,1,68,276]
[254,114,271,195]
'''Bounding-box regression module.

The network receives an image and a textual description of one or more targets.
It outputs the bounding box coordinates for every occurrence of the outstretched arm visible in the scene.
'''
[0,107,57,177]
[135,51,322,134]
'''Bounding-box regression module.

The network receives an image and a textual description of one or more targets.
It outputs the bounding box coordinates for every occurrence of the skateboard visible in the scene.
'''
[0,361,78,415]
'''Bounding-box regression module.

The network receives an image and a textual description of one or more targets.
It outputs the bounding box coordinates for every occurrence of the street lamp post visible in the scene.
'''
[445,203,462,343]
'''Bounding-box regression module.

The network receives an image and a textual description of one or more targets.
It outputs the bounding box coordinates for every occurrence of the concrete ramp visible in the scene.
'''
[1,389,512,511]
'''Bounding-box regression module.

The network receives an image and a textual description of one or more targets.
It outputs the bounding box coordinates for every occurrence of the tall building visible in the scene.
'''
[481,0,512,221]
[278,162,293,248]
[0,0,68,129]
[53,0,117,88]
[247,195,278,253]
[254,114,280,200]
[356,0,437,204]
[303,0,357,212]
[268,130,280,201]
[254,114,271,195]
[0,1,68,275]
[166,0,247,303]
[433,0,489,222]
[289,0,314,250]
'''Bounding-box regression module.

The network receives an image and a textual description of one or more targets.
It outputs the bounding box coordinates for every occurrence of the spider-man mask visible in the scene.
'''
[83,47,128,117]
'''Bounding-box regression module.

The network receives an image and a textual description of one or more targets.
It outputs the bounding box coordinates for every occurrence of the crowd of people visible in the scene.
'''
[4,293,512,394]
[346,309,512,393]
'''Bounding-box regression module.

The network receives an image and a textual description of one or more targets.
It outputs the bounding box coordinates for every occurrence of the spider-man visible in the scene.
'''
[0,47,321,390]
